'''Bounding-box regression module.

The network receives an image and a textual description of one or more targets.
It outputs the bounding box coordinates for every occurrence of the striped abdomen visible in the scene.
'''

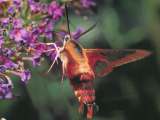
[70,76,96,119]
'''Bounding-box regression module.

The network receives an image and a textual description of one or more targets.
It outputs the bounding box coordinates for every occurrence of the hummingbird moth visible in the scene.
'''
[46,4,151,120]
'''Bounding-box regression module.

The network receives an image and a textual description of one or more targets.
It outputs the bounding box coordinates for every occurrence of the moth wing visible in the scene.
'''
[84,49,151,77]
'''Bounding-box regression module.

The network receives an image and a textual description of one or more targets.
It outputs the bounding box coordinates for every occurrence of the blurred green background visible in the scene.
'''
[0,0,160,120]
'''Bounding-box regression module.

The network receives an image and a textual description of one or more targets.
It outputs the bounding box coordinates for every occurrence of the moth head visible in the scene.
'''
[64,34,71,42]
[62,34,71,47]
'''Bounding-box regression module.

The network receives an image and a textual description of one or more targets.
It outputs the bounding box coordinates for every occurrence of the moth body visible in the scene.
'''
[59,36,96,119]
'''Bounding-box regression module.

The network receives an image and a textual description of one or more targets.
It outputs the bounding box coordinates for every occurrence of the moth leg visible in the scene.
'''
[61,62,65,84]
[47,43,60,73]
[45,43,56,45]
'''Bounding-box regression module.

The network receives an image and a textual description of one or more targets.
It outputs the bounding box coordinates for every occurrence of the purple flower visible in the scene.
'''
[0,0,8,3]
[8,6,15,15]
[45,31,53,40]
[13,0,21,6]
[0,35,4,48]
[12,0,22,9]
[0,18,10,27]
[25,28,40,45]
[34,43,48,55]
[0,65,6,73]
[20,70,31,84]
[0,9,2,14]
[48,1,63,21]
[80,0,96,8]
[32,56,41,66]
[13,18,23,28]
[29,1,41,13]
[9,28,29,43]
[2,48,15,57]
[38,19,54,39]
[0,75,14,99]
[4,60,18,69]
[0,55,18,70]
[28,0,47,13]
[41,4,48,14]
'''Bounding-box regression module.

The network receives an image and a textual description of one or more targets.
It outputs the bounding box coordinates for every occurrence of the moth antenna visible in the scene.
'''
[65,3,71,37]
[76,22,97,39]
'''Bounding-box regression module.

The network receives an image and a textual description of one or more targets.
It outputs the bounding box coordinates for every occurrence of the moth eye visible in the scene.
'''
[75,45,82,54]
[64,35,71,41]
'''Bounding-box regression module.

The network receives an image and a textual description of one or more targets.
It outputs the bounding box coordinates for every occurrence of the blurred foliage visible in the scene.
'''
[0,0,160,120]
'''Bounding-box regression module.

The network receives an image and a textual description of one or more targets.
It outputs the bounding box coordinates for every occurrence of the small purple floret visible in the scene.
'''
[80,0,96,8]
[9,28,29,43]
[20,70,31,84]
[0,75,14,99]
[48,1,63,21]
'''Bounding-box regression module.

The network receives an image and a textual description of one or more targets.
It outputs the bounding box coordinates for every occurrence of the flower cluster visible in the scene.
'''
[0,0,95,98]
